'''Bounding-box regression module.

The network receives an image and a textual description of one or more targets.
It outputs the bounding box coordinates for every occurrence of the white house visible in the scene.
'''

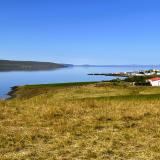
[148,77,160,86]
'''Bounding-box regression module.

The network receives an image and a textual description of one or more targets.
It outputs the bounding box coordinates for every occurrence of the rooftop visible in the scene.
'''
[149,77,160,81]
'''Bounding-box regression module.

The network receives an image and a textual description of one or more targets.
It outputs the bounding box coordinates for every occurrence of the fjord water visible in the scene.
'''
[0,66,159,99]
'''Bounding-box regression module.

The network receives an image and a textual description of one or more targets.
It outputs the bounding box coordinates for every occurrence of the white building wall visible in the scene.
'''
[149,80,160,86]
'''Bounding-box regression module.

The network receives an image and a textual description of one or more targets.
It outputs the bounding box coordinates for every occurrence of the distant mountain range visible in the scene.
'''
[74,64,160,67]
[0,60,72,71]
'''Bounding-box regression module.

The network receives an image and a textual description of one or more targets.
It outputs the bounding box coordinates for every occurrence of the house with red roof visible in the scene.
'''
[148,77,160,86]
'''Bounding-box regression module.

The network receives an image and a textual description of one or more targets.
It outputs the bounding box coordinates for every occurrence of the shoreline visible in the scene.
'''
[7,86,19,100]
[6,81,100,100]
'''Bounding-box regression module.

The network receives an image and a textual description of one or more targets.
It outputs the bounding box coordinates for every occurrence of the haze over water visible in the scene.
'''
[1,66,160,99]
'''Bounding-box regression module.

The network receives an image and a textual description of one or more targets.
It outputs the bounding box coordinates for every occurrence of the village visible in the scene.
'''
[89,69,160,86]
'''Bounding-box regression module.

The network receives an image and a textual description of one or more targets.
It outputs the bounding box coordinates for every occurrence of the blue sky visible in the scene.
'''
[0,0,160,65]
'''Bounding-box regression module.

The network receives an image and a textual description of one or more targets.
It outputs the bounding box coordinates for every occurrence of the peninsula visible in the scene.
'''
[0,60,70,71]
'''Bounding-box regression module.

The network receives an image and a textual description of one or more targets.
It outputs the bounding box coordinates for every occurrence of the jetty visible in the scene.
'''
[88,69,160,78]
[88,73,128,77]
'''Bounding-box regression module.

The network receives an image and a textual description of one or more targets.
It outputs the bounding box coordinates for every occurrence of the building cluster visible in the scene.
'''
[127,69,160,77]
[130,70,160,86]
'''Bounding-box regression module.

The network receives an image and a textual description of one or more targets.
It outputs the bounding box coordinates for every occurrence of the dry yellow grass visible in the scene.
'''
[1,82,160,159]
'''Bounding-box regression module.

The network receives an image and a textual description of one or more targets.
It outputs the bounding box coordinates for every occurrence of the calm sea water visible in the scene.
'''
[0,66,159,99]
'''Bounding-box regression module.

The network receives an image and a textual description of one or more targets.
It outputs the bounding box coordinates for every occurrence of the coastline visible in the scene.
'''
[6,81,99,100]
[7,86,19,100]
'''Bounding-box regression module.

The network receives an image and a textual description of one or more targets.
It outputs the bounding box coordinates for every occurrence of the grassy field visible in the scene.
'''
[1,81,160,159]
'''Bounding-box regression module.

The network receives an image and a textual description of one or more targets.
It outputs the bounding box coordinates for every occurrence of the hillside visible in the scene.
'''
[1,82,160,159]
[0,60,68,71]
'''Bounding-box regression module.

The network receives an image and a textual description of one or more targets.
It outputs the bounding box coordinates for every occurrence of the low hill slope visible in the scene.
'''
[1,82,160,159]
[0,60,67,71]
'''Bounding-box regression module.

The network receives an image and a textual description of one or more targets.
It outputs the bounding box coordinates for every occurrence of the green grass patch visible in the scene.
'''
[24,81,98,88]
[82,94,160,101]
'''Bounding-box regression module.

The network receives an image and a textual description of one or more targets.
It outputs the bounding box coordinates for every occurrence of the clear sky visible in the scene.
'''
[0,0,160,65]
